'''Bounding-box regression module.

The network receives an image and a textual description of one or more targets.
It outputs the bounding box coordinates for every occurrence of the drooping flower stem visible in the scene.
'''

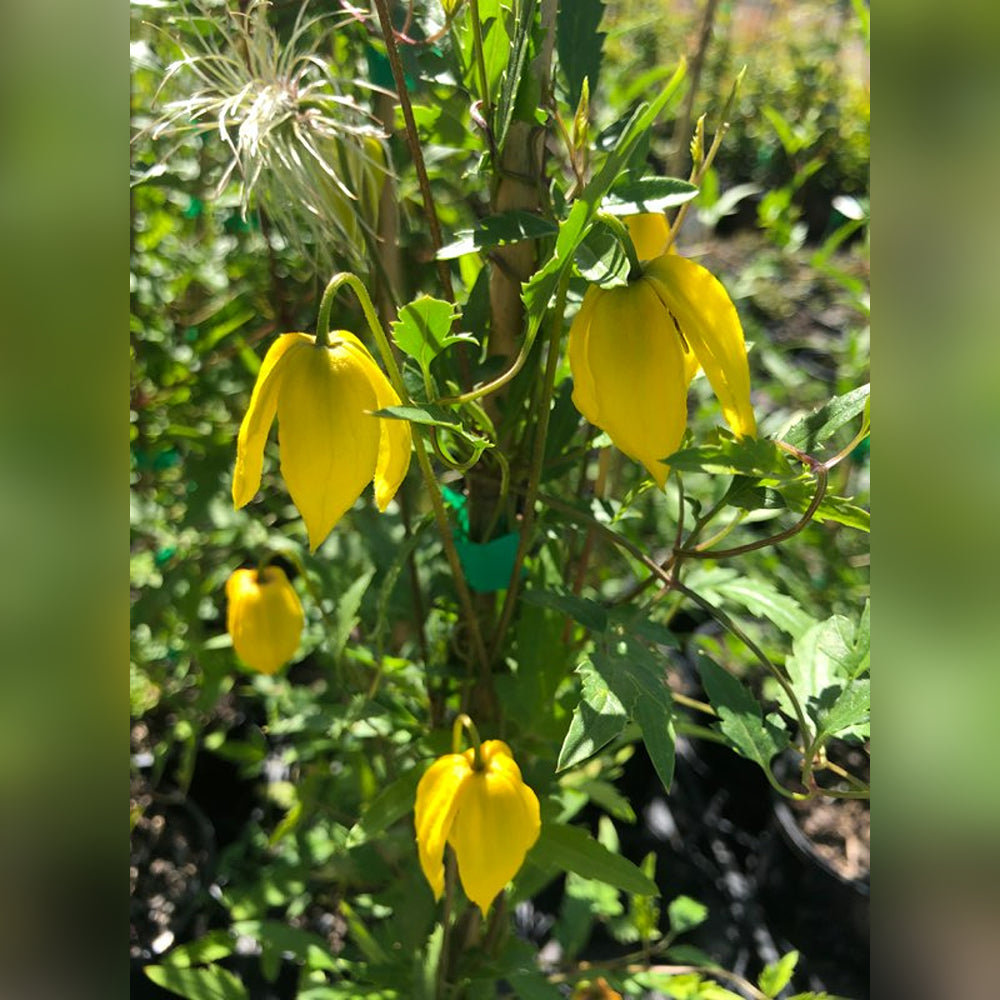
[452,712,484,770]
[317,272,492,681]
[595,211,642,279]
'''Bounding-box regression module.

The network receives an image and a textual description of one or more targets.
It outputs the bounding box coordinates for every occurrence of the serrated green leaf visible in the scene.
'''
[558,659,628,771]
[521,588,608,632]
[697,654,789,771]
[758,949,799,997]
[145,963,247,1000]
[557,0,606,107]
[436,210,557,260]
[592,639,677,792]
[390,296,467,370]
[665,435,795,478]
[330,568,374,661]
[494,0,539,152]
[530,823,659,896]
[667,894,708,933]
[601,176,699,216]
[782,384,870,452]
[345,766,422,848]
[707,574,816,639]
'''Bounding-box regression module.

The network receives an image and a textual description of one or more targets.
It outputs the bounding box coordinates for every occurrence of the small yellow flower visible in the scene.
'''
[225,566,304,675]
[232,331,412,551]
[414,739,541,915]
[568,248,756,489]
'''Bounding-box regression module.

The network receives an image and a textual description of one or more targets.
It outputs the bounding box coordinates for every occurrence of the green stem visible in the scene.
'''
[371,0,455,302]
[469,0,494,124]
[679,464,829,559]
[325,271,492,682]
[452,712,484,769]
[489,269,570,662]
[595,211,642,278]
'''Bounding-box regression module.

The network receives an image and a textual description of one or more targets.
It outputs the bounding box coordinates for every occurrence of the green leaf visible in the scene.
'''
[345,765,423,848]
[557,659,628,771]
[782,383,870,452]
[521,587,608,632]
[145,964,247,1000]
[373,404,463,431]
[592,640,676,792]
[436,210,557,260]
[574,219,631,287]
[330,568,374,662]
[601,176,699,216]
[665,435,795,479]
[697,654,789,771]
[530,823,659,896]
[157,932,235,969]
[557,0,606,107]
[390,296,469,371]
[494,0,539,153]
[758,950,799,997]
[667,894,709,934]
[783,612,871,742]
[695,571,816,639]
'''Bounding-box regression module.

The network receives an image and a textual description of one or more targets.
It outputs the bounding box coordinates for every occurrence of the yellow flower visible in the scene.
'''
[624,212,671,261]
[568,250,756,489]
[414,739,541,915]
[225,566,304,674]
[232,331,412,551]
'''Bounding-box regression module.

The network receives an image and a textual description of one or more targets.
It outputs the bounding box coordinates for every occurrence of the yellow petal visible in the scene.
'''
[645,254,757,438]
[337,332,412,511]
[414,754,473,899]
[624,213,671,261]
[447,742,541,915]
[574,279,690,489]
[225,567,304,674]
[568,286,603,427]
[233,334,312,509]
[276,342,381,551]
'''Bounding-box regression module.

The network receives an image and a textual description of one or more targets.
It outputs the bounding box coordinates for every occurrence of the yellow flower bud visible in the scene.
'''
[414,739,541,915]
[225,566,304,675]
[568,251,756,488]
[232,331,412,551]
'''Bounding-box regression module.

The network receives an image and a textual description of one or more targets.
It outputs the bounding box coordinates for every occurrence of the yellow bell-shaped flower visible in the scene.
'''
[225,566,304,675]
[414,739,541,915]
[568,249,756,489]
[232,331,412,551]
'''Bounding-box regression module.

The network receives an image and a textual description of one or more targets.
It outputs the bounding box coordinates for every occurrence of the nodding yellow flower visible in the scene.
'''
[233,332,412,551]
[225,566,304,674]
[414,739,541,915]
[568,248,756,489]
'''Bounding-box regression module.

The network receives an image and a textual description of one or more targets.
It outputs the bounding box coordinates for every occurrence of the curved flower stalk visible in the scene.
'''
[414,738,541,915]
[233,331,412,551]
[225,566,304,674]
[568,239,756,488]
